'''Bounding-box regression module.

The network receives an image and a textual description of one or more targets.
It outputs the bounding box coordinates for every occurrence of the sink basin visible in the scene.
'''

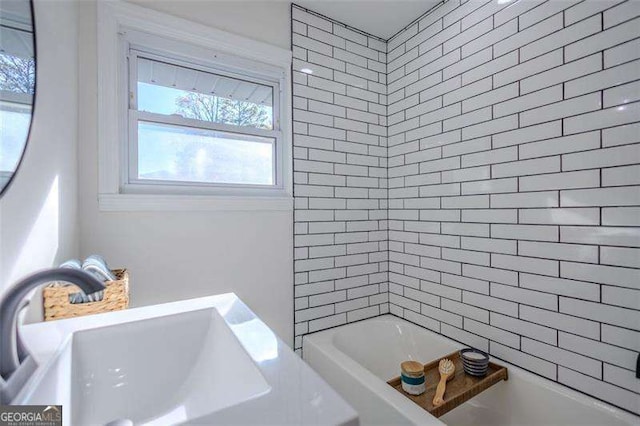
[27,307,270,425]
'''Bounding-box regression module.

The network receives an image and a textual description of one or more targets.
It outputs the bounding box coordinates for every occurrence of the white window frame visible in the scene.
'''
[97,1,292,211]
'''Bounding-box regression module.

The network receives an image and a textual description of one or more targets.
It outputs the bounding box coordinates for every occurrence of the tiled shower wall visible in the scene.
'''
[387,0,640,414]
[292,0,640,413]
[292,6,389,352]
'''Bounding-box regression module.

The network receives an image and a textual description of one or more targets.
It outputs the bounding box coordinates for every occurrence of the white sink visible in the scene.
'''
[15,294,358,426]
[26,307,270,425]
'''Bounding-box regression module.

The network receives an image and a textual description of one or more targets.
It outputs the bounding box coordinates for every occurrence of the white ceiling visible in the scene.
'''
[294,0,439,40]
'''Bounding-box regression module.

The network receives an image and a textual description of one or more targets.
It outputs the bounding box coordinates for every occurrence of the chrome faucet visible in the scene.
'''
[0,268,105,404]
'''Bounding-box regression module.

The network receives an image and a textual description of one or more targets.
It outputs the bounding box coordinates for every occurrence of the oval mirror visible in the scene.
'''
[0,0,35,196]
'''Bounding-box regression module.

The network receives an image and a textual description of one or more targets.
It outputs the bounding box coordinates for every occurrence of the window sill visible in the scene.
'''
[98,193,293,212]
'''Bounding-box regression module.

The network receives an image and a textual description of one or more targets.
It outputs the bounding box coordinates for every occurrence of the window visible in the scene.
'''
[0,17,35,188]
[97,1,292,210]
[127,51,283,194]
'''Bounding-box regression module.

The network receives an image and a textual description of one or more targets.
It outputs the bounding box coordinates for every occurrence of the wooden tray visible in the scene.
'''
[387,350,508,418]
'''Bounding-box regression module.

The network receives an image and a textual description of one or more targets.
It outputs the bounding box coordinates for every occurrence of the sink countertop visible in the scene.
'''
[16,293,359,426]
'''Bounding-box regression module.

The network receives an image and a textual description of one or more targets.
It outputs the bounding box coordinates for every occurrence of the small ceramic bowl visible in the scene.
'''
[460,348,490,376]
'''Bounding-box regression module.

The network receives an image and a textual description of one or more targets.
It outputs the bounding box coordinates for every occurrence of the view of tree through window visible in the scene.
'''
[0,51,35,181]
[134,58,276,186]
[0,52,35,94]
[175,92,271,129]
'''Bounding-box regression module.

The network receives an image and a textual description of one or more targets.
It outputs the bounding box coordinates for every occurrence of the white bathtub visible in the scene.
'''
[303,315,639,426]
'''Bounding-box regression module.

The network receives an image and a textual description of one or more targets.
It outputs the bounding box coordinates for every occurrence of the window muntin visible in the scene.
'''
[127,51,282,192]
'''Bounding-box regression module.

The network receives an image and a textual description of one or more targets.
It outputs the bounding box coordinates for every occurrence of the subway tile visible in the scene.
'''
[565,60,640,99]
[309,313,347,333]
[560,296,640,330]
[518,208,600,226]
[462,114,519,140]
[562,144,640,172]
[565,0,624,26]
[494,13,563,58]
[561,261,640,289]
[462,51,519,86]
[518,0,571,30]
[604,0,640,28]
[519,170,600,191]
[603,80,640,108]
[520,53,601,95]
[558,368,640,414]
[602,164,640,187]
[491,342,556,380]
[491,282,557,310]
[461,236,517,255]
[404,309,441,333]
[604,38,640,68]
[492,156,560,178]
[492,121,562,149]
[560,187,640,208]
[519,93,601,127]
[492,253,559,277]
[462,208,518,224]
[520,305,600,340]
[494,0,544,27]
[293,3,640,410]
[442,272,490,294]
[565,17,640,62]
[519,273,600,302]
[491,224,558,242]
[494,85,562,118]
[461,19,518,58]
[442,323,489,352]
[602,324,640,353]
[465,318,520,349]
[491,191,559,208]
[463,264,518,286]
[561,332,638,372]
[603,363,640,394]
[494,49,563,89]
[463,83,519,114]
[522,338,602,379]
[422,304,463,327]
[520,15,601,62]
[602,207,640,226]
[461,178,518,195]
[490,312,557,345]
[463,291,519,316]
[602,286,640,310]
[443,298,489,323]
[519,240,598,263]
[601,246,640,269]
[519,131,601,159]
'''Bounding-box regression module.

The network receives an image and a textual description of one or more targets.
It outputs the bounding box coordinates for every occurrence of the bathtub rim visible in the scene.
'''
[303,314,640,425]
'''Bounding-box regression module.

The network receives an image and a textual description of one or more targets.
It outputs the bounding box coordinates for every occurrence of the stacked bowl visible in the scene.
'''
[460,348,490,377]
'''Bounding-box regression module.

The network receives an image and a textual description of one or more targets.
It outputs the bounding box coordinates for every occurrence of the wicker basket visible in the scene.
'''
[43,269,129,321]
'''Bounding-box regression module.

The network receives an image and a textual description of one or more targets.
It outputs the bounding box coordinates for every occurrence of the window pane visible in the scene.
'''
[137,57,273,130]
[0,103,31,172]
[137,121,274,186]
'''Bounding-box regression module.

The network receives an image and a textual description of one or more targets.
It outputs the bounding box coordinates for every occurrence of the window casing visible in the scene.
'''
[97,2,292,211]
[124,42,285,196]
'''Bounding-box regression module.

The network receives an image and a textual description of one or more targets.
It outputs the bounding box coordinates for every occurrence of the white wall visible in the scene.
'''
[0,0,80,322]
[77,0,294,344]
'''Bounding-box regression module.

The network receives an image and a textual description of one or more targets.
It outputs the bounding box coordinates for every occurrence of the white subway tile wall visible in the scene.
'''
[293,6,390,354]
[293,0,640,413]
